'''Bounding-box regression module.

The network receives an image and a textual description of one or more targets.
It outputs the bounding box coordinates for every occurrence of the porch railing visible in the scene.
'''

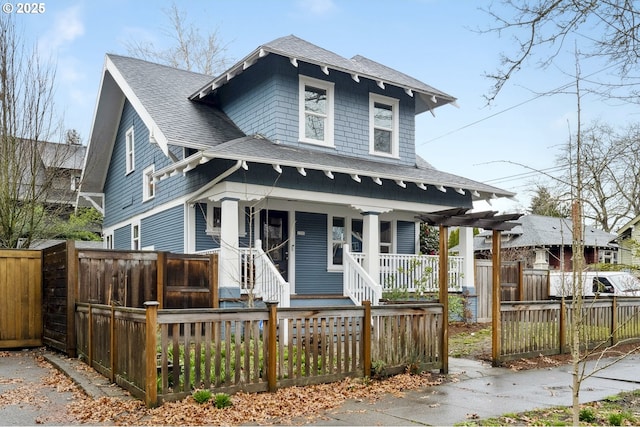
[198,241,290,307]
[351,252,464,294]
[343,245,383,306]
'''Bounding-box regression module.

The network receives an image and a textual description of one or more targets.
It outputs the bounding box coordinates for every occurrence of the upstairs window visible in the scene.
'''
[369,94,399,157]
[142,165,155,201]
[299,76,334,147]
[125,126,135,174]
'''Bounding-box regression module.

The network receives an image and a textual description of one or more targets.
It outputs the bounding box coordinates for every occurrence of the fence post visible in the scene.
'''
[559,298,567,354]
[611,296,618,346]
[518,261,524,301]
[144,301,159,408]
[87,303,93,368]
[266,301,278,392]
[362,301,371,378]
[110,304,116,383]
[491,230,502,366]
[66,240,78,357]
[210,253,219,308]
[156,252,166,309]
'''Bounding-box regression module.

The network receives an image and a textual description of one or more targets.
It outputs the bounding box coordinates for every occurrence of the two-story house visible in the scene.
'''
[80,35,514,306]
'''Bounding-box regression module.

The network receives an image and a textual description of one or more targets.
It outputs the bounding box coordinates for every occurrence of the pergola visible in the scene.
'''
[417,208,523,371]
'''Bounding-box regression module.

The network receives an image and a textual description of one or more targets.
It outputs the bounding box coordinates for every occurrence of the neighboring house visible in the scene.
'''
[616,214,640,267]
[473,214,618,270]
[79,35,513,305]
[40,140,86,209]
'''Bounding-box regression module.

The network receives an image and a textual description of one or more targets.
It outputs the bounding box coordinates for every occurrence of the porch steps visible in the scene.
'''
[290,295,355,307]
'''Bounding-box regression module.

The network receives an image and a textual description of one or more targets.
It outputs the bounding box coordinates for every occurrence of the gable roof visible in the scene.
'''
[474,215,617,250]
[81,37,511,203]
[191,35,456,115]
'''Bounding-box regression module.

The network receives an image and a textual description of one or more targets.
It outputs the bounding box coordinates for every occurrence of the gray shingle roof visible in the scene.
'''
[474,215,617,250]
[192,35,456,113]
[108,54,245,150]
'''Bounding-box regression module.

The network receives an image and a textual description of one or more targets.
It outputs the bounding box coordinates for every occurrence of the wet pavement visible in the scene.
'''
[1,348,639,426]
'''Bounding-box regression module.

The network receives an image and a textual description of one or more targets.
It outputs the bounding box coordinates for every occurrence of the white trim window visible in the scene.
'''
[125,126,135,174]
[330,216,346,267]
[132,222,140,250]
[369,94,399,157]
[299,75,334,147]
[206,203,222,236]
[105,233,113,249]
[142,165,155,201]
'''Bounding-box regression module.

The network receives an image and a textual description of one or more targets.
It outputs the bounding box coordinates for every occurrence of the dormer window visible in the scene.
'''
[299,75,334,147]
[369,94,399,158]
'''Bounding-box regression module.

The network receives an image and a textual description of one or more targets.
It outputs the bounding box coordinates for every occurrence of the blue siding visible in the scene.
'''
[396,221,416,254]
[295,212,342,295]
[113,224,130,249]
[140,205,184,252]
[195,203,219,252]
[217,54,417,167]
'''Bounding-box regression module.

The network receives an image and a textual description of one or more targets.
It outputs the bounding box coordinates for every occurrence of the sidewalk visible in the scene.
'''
[40,351,640,426]
[309,356,640,425]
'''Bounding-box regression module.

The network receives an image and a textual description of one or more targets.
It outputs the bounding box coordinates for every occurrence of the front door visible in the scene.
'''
[260,210,289,281]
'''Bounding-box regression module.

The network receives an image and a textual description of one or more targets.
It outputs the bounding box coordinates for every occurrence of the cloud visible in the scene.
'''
[296,0,336,16]
[39,5,85,54]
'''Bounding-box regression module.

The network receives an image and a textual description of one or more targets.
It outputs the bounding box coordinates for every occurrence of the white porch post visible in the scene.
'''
[459,226,475,289]
[362,212,380,287]
[219,197,240,292]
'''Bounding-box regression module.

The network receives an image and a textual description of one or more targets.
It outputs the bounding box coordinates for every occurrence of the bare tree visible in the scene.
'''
[0,14,78,248]
[556,120,640,232]
[124,2,231,75]
[482,1,640,103]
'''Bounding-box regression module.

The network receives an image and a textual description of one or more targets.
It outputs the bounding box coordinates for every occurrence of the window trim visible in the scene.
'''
[298,75,335,147]
[132,222,140,250]
[142,165,155,201]
[369,93,399,158]
[205,203,222,236]
[125,126,135,174]
[328,215,395,270]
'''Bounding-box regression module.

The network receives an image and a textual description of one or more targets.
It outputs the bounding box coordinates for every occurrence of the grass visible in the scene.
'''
[448,325,491,358]
[454,389,640,426]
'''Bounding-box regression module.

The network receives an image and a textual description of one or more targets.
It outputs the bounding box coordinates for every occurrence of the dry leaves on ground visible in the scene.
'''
[66,372,444,426]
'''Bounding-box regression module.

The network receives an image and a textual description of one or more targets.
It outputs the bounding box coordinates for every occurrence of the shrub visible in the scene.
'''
[192,389,212,404]
[214,393,233,409]
[579,408,595,423]
[608,412,623,426]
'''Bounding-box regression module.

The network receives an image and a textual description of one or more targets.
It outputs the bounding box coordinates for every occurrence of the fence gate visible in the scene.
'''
[0,250,42,348]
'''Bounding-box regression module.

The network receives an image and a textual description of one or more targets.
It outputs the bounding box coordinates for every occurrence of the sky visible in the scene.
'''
[11,0,639,215]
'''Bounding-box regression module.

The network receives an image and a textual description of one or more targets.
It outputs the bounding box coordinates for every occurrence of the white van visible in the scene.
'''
[549,271,640,298]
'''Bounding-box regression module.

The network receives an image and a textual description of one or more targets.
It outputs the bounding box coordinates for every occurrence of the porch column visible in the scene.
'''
[219,197,240,294]
[362,212,380,287]
[459,226,475,288]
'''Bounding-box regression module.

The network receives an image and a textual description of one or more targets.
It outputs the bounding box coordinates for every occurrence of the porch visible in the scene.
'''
[199,243,465,307]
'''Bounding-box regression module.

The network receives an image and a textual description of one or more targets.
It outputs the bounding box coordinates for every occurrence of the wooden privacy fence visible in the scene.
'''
[498,297,640,361]
[75,301,443,407]
[43,241,219,356]
[0,250,42,348]
[475,260,550,321]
